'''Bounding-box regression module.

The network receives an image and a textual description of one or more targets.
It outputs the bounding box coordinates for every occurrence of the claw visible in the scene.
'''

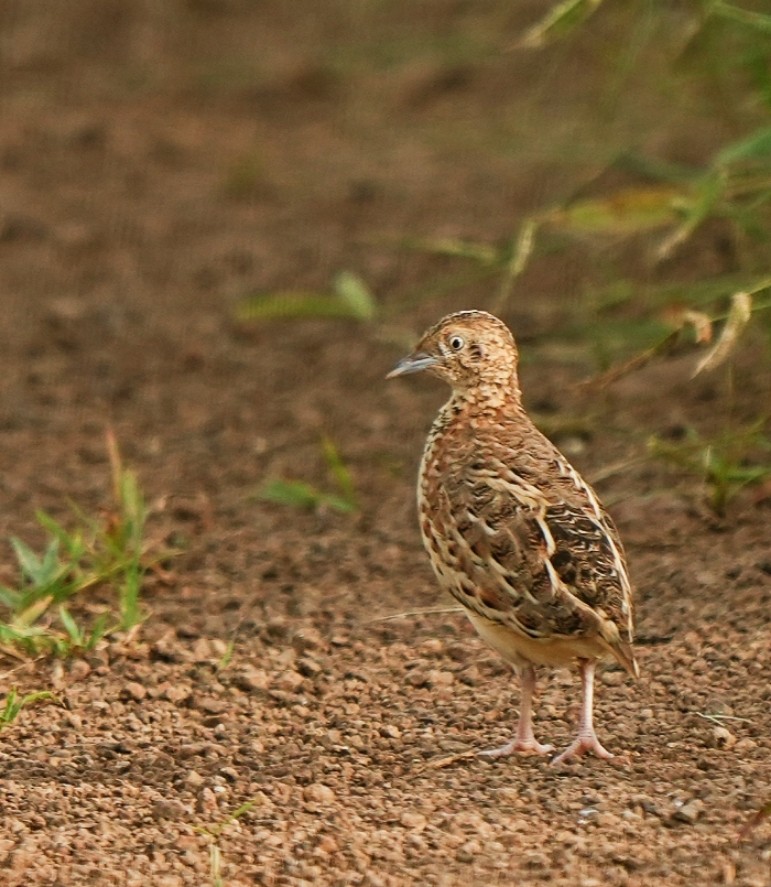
[550,659,617,766]
[479,737,555,759]
[550,733,613,766]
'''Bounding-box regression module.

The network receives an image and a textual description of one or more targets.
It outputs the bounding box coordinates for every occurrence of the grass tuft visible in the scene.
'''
[0,687,60,730]
[194,800,258,887]
[0,431,157,658]
[648,424,771,516]
[258,436,358,514]
[236,271,376,323]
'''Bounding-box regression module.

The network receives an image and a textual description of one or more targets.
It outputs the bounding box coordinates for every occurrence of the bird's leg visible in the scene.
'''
[551,658,613,766]
[479,664,554,758]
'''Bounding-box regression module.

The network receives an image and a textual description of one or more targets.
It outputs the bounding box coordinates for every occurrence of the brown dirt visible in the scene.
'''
[0,3,770,886]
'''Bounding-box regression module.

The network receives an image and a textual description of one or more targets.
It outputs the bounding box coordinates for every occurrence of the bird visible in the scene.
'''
[387,309,638,765]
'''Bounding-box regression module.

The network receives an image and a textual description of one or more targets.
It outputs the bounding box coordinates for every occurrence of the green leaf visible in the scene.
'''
[656,174,723,259]
[86,613,111,649]
[715,125,771,167]
[321,436,357,507]
[258,479,322,510]
[333,271,377,320]
[0,585,21,609]
[0,688,58,728]
[35,511,85,560]
[237,280,377,322]
[58,606,84,646]
[547,186,684,235]
[711,2,771,35]
[258,479,356,513]
[519,0,605,49]
[11,536,67,589]
[119,565,144,630]
[401,237,500,265]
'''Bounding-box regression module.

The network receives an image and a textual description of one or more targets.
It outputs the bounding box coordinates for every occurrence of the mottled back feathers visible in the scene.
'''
[393,311,638,678]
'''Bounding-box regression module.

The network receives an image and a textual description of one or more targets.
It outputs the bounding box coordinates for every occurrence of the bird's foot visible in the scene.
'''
[550,732,613,766]
[478,737,555,759]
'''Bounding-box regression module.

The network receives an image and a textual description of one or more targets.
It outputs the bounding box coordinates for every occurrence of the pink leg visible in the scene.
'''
[479,664,554,758]
[551,659,613,766]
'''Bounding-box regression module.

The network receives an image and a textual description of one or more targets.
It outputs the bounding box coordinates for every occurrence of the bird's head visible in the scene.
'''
[387,310,520,395]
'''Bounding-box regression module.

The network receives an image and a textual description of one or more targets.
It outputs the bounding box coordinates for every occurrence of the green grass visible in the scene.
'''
[0,432,157,658]
[648,423,771,516]
[194,800,258,887]
[257,436,358,514]
[0,687,59,730]
[237,270,377,324]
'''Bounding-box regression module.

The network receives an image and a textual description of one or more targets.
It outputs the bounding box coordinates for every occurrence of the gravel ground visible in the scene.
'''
[0,3,770,885]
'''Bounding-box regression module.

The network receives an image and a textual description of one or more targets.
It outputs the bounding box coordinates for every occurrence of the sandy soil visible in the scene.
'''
[0,3,769,885]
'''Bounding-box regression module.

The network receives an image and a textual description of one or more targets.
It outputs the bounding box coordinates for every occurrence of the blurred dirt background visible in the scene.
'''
[0,2,770,885]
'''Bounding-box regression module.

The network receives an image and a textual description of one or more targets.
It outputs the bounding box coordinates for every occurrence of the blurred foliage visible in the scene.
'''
[0,688,59,730]
[648,423,771,515]
[0,433,158,658]
[238,271,376,323]
[239,3,771,380]
[258,436,358,514]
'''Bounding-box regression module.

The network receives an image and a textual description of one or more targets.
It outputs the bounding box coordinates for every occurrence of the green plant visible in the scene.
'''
[0,431,157,657]
[237,270,376,323]
[0,687,59,730]
[258,436,358,514]
[648,423,771,515]
[194,800,257,887]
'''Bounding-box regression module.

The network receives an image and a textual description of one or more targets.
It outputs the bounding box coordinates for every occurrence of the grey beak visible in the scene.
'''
[386,352,439,379]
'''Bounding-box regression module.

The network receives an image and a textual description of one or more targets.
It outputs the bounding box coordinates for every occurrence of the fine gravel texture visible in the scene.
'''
[1,3,770,886]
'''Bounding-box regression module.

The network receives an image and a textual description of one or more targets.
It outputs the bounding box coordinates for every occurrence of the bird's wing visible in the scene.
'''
[433,444,636,674]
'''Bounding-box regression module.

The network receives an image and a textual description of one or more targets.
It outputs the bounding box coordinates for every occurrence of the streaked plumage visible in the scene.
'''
[388,310,638,764]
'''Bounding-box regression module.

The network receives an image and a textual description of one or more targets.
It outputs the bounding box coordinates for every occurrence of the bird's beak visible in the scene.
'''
[386,352,439,379]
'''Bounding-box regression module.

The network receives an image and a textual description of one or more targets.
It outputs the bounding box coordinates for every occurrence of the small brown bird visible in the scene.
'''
[388,310,638,765]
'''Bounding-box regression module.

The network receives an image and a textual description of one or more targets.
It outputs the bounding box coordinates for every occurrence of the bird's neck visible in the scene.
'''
[446,380,523,418]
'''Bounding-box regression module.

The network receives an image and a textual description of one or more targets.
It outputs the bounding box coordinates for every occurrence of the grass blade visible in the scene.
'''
[691,291,752,376]
[716,125,771,167]
[518,0,605,49]
[712,3,771,35]
[321,436,357,508]
[547,186,684,236]
[333,271,377,320]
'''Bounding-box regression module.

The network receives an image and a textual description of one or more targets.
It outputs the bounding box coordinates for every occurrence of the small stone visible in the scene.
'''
[406,671,428,688]
[69,659,92,682]
[152,798,187,820]
[315,835,339,855]
[712,726,737,749]
[670,799,703,825]
[601,670,624,687]
[400,812,427,831]
[427,669,454,687]
[234,667,271,692]
[197,696,228,715]
[303,783,335,805]
[186,770,204,788]
[297,656,323,677]
[163,684,192,704]
[420,638,444,656]
[292,628,325,652]
[273,670,305,693]
[192,637,217,661]
[123,681,147,702]
[379,724,401,739]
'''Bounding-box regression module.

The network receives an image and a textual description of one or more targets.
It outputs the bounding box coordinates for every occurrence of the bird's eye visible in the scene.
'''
[448,335,465,351]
